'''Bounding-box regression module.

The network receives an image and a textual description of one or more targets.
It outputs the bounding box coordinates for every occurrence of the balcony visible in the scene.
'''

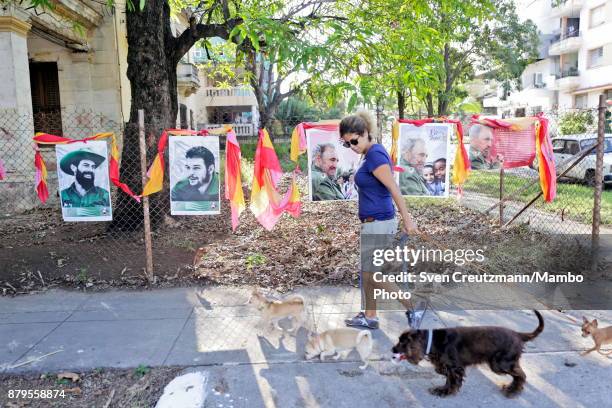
[550,0,583,17]
[177,62,200,97]
[555,68,581,91]
[202,123,255,137]
[202,87,257,107]
[548,31,582,56]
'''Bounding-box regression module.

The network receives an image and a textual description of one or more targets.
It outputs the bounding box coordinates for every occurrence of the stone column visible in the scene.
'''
[0,9,37,213]
[0,13,33,114]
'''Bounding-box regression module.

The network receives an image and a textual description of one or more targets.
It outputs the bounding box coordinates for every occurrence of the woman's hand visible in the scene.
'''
[371,163,421,236]
[401,216,420,235]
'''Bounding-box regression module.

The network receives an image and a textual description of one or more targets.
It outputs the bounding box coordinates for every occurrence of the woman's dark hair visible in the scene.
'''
[339,109,376,140]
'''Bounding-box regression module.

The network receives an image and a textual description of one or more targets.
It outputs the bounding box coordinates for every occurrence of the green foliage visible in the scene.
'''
[75,268,88,284]
[325,0,539,116]
[245,253,266,269]
[558,111,595,135]
[274,97,344,134]
[134,364,150,378]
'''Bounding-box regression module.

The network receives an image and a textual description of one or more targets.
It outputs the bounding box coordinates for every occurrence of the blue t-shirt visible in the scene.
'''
[355,144,395,221]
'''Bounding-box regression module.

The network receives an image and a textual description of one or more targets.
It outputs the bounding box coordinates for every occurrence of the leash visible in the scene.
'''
[425,328,433,355]
[398,232,430,330]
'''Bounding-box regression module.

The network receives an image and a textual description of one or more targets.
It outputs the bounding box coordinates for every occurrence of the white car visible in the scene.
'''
[551,134,612,185]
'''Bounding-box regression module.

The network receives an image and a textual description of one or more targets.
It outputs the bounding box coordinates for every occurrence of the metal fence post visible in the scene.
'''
[592,95,606,272]
[138,109,154,281]
[499,160,505,225]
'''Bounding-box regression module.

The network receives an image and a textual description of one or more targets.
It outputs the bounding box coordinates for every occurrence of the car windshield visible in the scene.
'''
[580,138,612,154]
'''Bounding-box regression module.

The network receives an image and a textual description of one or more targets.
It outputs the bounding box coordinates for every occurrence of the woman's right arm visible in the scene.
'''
[372,164,420,235]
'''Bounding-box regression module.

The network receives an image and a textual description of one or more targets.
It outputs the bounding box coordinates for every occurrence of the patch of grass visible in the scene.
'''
[133,364,150,378]
[173,239,197,251]
[75,268,88,284]
[245,253,267,269]
[462,171,612,225]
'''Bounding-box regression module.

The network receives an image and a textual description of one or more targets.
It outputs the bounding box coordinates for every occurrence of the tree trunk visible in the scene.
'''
[437,43,452,116]
[375,98,383,144]
[397,89,406,119]
[110,1,177,232]
[425,93,434,117]
[108,3,239,232]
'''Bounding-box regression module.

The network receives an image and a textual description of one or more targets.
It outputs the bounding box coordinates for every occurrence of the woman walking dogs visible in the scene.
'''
[340,111,424,330]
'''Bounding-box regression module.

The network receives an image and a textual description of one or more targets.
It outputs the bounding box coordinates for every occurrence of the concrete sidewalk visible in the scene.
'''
[1,287,611,407]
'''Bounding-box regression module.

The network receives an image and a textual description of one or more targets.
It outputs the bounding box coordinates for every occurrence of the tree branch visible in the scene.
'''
[281,0,337,21]
[172,18,243,63]
[221,0,230,20]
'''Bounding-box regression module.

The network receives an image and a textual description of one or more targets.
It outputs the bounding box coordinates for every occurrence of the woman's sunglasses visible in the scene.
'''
[341,136,360,148]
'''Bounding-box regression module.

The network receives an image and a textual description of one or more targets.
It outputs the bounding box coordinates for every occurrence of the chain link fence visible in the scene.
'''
[455,107,606,235]
[0,107,606,294]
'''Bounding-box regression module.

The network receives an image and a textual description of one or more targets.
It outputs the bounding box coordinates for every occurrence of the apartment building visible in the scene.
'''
[473,0,612,116]
[192,41,259,137]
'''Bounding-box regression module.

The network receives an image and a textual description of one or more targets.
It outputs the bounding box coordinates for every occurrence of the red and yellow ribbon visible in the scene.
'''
[33,132,138,203]
[290,121,340,166]
[0,157,6,181]
[225,130,245,231]
[251,129,301,231]
[141,128,208,197]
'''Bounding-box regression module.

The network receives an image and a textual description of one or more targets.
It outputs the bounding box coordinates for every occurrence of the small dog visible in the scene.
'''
[581,316,612,356]
[392,310,544,397]
[248,289,305,332]
[305,328,373,369]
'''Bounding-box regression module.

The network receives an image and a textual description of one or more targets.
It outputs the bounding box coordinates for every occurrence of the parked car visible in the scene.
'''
[550,134,612,186]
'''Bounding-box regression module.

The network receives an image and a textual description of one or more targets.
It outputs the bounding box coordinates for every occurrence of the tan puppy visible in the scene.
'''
[305,328,373,369]
[581,316,612,356]
[248,289,305,332]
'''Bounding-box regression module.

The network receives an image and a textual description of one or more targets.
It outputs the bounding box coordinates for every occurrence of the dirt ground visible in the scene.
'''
[0,367,181,408]
[0,175,602,296]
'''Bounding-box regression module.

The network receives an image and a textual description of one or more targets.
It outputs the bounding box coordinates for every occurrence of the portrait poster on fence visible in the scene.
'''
[398,123,451,197]
[55,140,112,221]
[468,123,536,170]
[306,127,361,201]
[169,135,221,215]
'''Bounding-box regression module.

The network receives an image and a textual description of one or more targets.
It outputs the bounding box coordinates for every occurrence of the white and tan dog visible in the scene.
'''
[305,328,373,369]
[248,289,305,332]
[581,316,612,356]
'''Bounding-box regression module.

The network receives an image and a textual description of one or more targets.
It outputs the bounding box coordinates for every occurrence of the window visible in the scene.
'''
[566,140,580,155]
[605,89,612,101]
[533,72,544,87]
[180,104,188,129]
[29,62,63,135]
[589,47,604,68]
[590,4,606,28]
[575,93,588,108]
[515,108,526,117]
[552,139,566,153]
[190,109,194,130]
[531,106,543,115]
[581,138,612,154]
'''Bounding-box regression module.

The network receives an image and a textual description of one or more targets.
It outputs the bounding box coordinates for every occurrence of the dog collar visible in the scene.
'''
[425,329,433,355]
